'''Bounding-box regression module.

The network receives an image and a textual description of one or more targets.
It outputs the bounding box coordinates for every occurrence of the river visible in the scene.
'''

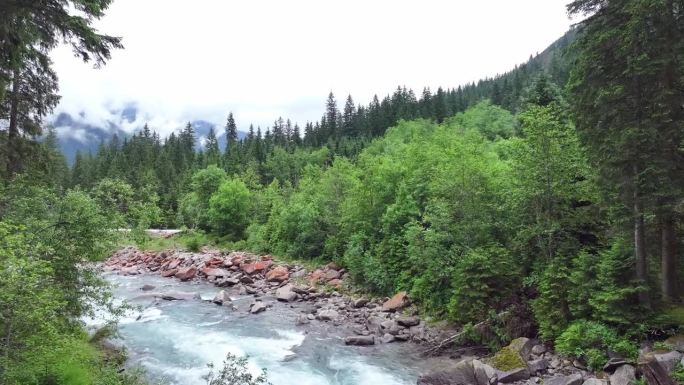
[90,272,442,385]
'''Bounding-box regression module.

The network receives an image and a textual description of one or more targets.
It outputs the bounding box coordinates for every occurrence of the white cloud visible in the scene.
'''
[50,0,577,137]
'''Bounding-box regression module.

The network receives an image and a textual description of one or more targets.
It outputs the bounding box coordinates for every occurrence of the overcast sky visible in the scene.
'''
[51,0,577,138]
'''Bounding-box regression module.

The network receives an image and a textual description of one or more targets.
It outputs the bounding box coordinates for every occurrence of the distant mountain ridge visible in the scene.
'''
[51,107,246,164]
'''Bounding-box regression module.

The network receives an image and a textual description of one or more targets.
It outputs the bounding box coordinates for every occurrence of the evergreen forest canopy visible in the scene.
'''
[0,1,683,384]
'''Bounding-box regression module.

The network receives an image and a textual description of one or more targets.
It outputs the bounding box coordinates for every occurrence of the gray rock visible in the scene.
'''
[276,285,298,302]
[291,285,310,294]
[603,358,630,373]
[344,336,375,346]
[473,359,497,385]
[531,344,547,355]
[295,314,310,325]
[527,358,548,374]
[219,277,240,287]
[417,360,478,385]
[353,298,369,308]
[381,333,395,343]
[316,309,339,321]
[498,367,531,383]
[543,373,583,385]
[141,284,156,291]
[609,365,636,385]
[212,290,231,305]
[306,313,315,320]
[653,350,683,373]
[250,302,266,314]
[582,379,607,385]
[396,316,420,327]
[509,337,535,361]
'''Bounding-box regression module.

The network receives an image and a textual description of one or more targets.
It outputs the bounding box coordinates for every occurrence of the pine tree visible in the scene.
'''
[205,127,220,166]
[342,95,356,136]
[325,92,338,138]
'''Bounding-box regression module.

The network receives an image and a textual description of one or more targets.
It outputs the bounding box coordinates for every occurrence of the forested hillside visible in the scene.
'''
[1,1,683,384]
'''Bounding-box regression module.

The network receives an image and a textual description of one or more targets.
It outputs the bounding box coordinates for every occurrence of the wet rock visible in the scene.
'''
[161,295,184,301]
[295,314,310,325]
[276,285,298,302]
[175,266,197,281]
[141,284,156,291]
[265,266,289,282]
[306,314,315,320]
[381,333,395,343]
[240,276,254,284]
[212,290,231,305]
[161,268,178,277]
[396,316,420,327]
[609,365,636,385]
[218,277,240,287]
[316,309,339,321]
[382,291,408,312]
[250,302,267,314]
[344,335,375,346]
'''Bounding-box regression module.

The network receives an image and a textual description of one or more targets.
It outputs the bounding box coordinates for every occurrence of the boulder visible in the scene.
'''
[609,365,636,385]
[161,268,178,277]
[582,379,608,385]
[276,285,298,302]
[212,290,231,305]
[324,269,341,281]
[250,302,267,314]
[141,284,156,291]
[382,291,408,312]
[473,359,497,385]
[639,357,677,385]
[396,316,420,327]
[531,344,547,355]
[344,336,375,346]
[652,350,683,373]
[291,285,310,294]
[497,367,530,383]
[295,314,310,325]
[353,297,369,308]
[327,278,343,288]
[417,359,479,385]
[527,358,548,374]
[241,261,270,275]
[316,309,339,321]
[201,267,229,278]
[175,266,197,281]
[543,373,583,385]
[508,337,535,360]
[265,266,289,282]
[381,333,396,343]
[489,346,527,372]
[219,277,240,287]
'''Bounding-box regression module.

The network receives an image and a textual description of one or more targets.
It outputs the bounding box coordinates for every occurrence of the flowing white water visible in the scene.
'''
[93,273,434,385]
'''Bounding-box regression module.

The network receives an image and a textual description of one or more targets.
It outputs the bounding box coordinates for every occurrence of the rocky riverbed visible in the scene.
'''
[102,247,684,385]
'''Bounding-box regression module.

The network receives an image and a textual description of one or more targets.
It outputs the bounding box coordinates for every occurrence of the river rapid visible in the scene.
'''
[91,272,443,385]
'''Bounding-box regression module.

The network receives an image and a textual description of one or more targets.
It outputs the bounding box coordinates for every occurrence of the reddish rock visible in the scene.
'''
[175,266,197,281]
[324,269,341,281]
[168,259,182,269]
[382,291,409,312]
[201,267,229,278]
[265,266,289,282]
[328,278,343,288]
[161,268,178,277]
[241,261,271,275]
[309,269,325,285]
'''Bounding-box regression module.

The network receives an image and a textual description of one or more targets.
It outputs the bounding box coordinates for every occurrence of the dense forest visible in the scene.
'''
[1,0,683,384]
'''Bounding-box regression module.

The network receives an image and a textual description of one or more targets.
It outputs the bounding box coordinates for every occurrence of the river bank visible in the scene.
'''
[101,246,682,385]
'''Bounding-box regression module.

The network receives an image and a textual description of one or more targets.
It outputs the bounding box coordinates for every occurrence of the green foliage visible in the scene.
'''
[555,320,638,370]
[448,246,521,323]
[208,179,252,238]
[490,346,527,371]
[204,353,271,385]
[672,363,684,385]
[449,100,516,140]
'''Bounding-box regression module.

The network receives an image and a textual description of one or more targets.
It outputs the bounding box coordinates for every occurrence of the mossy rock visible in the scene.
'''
[489,346,527,372]
[665,335,684,352]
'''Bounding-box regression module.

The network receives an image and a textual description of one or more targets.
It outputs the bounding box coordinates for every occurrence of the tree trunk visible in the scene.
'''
[634,193,650,307]
[7,68,21,176]
[661,213,677,302]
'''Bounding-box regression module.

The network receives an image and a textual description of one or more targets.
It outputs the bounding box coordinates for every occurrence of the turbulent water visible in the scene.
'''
[91,273,438,385]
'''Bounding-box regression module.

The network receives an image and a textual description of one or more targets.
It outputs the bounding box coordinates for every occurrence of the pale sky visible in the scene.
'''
[50,0,577,138]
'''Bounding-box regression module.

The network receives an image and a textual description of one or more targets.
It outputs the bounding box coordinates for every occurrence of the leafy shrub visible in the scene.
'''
[208,179,252,238]
[555,320,637,370]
